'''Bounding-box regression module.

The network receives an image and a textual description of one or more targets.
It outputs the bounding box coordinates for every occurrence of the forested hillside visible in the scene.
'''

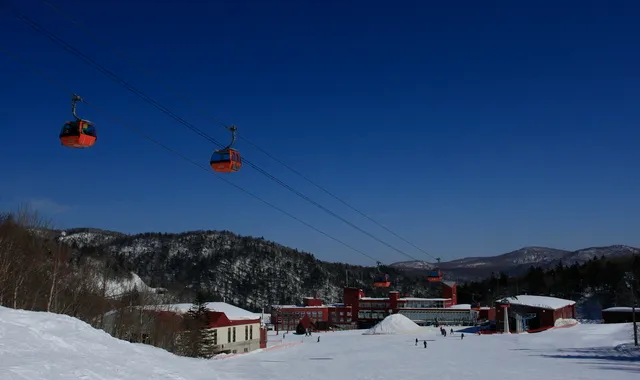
[60,228,442,311]
[457,254,640,319]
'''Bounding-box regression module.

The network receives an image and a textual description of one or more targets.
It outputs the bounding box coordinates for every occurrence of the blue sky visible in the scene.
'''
[1,0,639,266]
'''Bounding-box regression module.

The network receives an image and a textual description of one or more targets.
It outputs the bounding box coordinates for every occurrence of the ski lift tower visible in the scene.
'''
[498,298,511,334]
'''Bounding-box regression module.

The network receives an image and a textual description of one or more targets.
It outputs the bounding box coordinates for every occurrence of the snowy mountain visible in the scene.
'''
[55,228,426,312]
[52,227,639,307]
[391,245,640,280]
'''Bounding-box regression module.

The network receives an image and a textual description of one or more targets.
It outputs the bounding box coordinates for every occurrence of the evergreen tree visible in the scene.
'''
[181,292,216,358]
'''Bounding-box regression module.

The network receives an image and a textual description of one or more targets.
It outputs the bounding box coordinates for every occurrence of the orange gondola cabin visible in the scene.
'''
[210,148,242,173]
[426,257,443,283]
[373,273,391,288]
[60,120,97,148]
[210,125,242,173]
[60,94,97,149]
[426,269,442,282]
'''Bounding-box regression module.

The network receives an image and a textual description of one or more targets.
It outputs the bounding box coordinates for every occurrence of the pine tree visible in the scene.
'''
[181,292,216,358]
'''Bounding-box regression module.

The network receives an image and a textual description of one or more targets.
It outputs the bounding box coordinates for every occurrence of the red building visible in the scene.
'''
[271,280,478,331]
[271,296,331,332]
[494,295,576,333]
[103,301,268,355]
[474,306,496,322]
[602,307,639,323]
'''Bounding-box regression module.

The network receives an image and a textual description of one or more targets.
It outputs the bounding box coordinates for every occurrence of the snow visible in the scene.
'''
[362,314,424,335]
[603,307,638,312]
[149,302,261,320]
[99,272,165,298]
[400,297,450,301]
[2,306,640,380]
[448,304,472,309]
[554,318,579,327]
[500,295,576,310]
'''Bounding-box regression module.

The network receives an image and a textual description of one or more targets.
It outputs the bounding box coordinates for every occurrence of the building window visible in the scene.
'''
[250,325,253,340]
[232,327,236,342]
[213,329,218,345]
[245,325,248,340]
[227,328,231,343]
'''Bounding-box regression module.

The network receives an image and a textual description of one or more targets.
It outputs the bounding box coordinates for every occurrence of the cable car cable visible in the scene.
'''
[11,9,427,264]
[0,44,384,266]
[33,0,442,263]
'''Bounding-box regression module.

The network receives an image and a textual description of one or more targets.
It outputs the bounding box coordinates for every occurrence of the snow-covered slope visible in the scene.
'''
[100,272,166,298]
[0,307,226,380]
[0,307,638,380]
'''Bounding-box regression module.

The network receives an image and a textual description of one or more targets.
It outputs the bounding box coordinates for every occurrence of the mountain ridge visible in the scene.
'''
[390,244,640,280]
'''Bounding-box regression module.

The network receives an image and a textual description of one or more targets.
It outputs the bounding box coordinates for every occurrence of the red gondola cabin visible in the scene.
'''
[210,149,242,173]
[60,120,97,148]
[373,273,391,288]
[426,269,442,282]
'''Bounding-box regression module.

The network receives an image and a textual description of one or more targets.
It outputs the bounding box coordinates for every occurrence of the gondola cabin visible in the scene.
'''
[210,149,242,173]
[373,273,391,288]
[426,269,442,282]
[60,120,97,148]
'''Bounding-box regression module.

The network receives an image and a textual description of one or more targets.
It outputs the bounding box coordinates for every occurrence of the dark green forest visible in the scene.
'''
[457,254,640,309]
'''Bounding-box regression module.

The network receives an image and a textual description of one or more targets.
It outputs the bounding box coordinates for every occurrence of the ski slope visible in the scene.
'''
[0,306,638,380]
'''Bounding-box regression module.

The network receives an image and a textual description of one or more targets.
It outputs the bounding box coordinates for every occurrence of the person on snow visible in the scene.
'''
[461,333,464,340]
[317,336,320,343]
[450,328,454,335]
[423,340,427,348]
[415,338,418,346]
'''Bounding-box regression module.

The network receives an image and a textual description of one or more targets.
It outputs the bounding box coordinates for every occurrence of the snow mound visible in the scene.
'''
[554,318,579,327]
[362,314,423,335]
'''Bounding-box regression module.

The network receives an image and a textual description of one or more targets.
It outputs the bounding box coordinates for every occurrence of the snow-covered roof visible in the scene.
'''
[497,295,576,310]
[447,304,471,310]
[400,298,450,302]
[359,297,450,302]
[271,304,327,309]
[602,307,638,313]
[148,302,260,321]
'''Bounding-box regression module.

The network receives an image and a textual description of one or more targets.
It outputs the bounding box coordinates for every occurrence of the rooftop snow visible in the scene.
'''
[400,297,450,301]
[359,297,450,301]
[448,304,472,310]
[146,302,260,321]
[498,295,576,310]
[602,307,638,312]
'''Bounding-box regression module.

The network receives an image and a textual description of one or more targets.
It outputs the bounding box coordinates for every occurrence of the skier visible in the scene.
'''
[423,340,427,348]
[317,336,320,343]
[415,338,418,346]
[461,333,465,340]
[450,328,454,335]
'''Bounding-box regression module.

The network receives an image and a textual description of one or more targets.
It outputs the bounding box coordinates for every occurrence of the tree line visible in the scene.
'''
[457,254,640,309]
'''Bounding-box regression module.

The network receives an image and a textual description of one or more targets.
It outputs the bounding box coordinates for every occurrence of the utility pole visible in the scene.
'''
[625,272,638,346]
